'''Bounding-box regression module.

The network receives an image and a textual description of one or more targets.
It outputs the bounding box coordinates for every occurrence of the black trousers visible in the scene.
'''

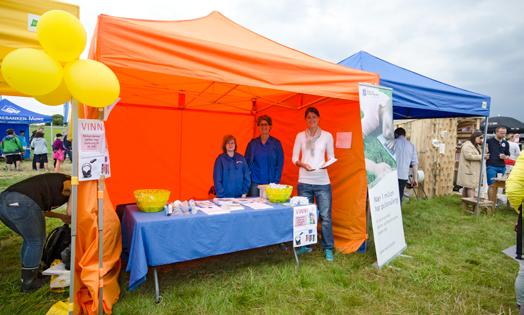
[398,179,408,203]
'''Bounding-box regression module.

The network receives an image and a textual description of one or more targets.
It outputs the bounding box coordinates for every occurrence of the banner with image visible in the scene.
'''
[359,83,406,267]
[77,119,111,181]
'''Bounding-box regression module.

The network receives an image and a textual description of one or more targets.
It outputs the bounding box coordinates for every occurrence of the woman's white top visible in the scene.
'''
[509,141,521,160]
[292,130,335,185]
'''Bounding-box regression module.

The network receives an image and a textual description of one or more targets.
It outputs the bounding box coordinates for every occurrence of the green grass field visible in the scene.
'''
[0,168,520,314]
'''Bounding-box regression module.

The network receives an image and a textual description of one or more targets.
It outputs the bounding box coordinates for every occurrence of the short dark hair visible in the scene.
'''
[6,128,14,135]
[496,126,507,132]
[56,133,63,138]
[35,131,44,138]
[19,130,25,134]
[394,127,406,137]
[304,107,320,118]
[222,135,236,153]
[469,130,484,144]
[257,115,272,126]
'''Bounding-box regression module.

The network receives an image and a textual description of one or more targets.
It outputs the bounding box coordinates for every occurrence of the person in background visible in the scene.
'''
[393,127,418,203]
[505,149,524,311]
[63,132,72,163]
[457,130,489,198]
[486,126,510,197]
[244,115,284,197]
[1,129,24,171]
[213,135,251,198]
[31,131,48,171]
[508,133,521,165]
[292,107,336,262]
[0,173,71,292]
[30,127,45,171]
[52,133,65,172]
[17,130,28,161]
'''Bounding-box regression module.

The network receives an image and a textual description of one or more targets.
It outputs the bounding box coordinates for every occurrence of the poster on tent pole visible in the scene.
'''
[293,204,318,248]
[77,119,111,181]
[359,83,406,268]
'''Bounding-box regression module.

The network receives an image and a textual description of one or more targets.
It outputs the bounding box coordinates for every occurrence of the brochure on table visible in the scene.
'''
[293,204,318,247]
[194,198,275,215]
[77,119,111,181]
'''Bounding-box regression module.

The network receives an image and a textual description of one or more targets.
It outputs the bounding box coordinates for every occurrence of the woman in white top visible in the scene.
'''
[292,107,335,262]
[508,133,521,161]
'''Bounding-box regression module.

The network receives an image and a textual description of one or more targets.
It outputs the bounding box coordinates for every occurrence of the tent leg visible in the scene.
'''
[68,99,79,315]
[292,247,300,269]
[98,176,105,315]
[476,116,489,212]
[153,268,162,304]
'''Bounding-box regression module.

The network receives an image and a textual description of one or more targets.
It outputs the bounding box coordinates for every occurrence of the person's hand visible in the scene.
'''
[500,154,507,160]
[411,180,418,187]
[485,153,490,160]
[62,215,71,224]
[302,163,314,171]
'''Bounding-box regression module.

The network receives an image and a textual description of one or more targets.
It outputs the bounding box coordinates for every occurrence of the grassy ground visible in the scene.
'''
[0,168,520,314]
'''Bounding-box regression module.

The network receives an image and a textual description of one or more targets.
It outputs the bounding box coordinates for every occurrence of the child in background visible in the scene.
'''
[52,133,65,172]
[31,131,48,171]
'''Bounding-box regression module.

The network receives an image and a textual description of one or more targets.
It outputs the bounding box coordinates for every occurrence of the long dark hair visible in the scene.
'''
[469,130,483,153]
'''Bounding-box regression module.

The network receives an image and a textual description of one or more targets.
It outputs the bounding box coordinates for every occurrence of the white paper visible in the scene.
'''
[336,132,352,149]
[247,202,274,210]
[199,208,231,215]
[293,205,318,247]
[42,262,70,276]
[77,119,111,181]
[313,158,338,170]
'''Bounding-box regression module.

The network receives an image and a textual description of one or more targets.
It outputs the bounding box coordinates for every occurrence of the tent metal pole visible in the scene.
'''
[97,175,105,315]
[97,108,105,315]
[476,116,489,211]
[68,99,79,315]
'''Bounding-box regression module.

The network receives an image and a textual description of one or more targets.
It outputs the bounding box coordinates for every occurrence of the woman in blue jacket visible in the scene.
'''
[213,135,251,198]
[244,115,284,197]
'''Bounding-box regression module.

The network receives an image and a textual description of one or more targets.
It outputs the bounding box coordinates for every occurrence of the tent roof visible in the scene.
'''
[0,0,80,96]
[481,116,524,133]
[0,98,53,124]
[339,51,491,119]
[90,12,379,113]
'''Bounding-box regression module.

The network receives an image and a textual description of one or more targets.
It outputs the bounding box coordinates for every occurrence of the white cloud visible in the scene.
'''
[8,0,523,120]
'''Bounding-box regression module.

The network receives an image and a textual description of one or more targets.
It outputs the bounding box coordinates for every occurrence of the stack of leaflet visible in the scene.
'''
[195,201,230,215]
[213,198,245,211]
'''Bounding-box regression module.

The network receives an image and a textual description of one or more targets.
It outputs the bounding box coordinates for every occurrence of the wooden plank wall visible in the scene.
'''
[395,118,458,197]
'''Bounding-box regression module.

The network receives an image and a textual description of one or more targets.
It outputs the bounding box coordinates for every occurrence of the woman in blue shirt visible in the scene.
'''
[213,135,251,198]
[244,115,284,196]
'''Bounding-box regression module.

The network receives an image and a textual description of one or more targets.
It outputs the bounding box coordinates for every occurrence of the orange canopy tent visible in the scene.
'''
[89,11,379,253]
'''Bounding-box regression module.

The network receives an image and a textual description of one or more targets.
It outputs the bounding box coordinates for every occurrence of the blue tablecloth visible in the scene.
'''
[122,203,294,290]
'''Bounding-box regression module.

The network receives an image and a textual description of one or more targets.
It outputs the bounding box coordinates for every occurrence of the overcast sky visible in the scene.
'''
[7,0,524,121]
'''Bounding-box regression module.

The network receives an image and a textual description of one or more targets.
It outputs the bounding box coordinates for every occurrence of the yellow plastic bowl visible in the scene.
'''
[134,189,170,212]
[265,185,293,203]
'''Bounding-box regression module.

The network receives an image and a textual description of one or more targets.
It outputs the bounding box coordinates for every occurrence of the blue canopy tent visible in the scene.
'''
[339,51,491,119]
[339,51,493,214]
[0,98,53,158]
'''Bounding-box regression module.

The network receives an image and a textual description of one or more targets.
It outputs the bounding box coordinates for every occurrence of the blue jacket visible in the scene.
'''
[244,136,284,184]
[213,152,251,198]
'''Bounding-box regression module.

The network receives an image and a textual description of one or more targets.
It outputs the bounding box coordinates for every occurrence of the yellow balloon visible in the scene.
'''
[64,60,120,108]
[1,48,62,96]
[37,10,86,63]
[35,80,71,105]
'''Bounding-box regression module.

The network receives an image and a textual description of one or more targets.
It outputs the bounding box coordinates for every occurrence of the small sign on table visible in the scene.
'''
[293,204,318,247]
